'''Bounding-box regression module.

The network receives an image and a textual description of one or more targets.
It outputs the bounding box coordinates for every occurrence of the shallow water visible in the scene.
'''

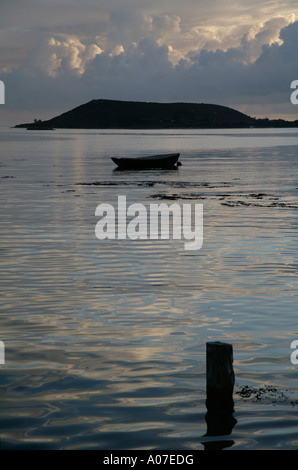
[0,127,298,450]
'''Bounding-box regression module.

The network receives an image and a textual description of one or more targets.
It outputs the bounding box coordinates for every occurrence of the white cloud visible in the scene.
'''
[24,35,103,77]
[109,45,125,57]
[239,15,295,63]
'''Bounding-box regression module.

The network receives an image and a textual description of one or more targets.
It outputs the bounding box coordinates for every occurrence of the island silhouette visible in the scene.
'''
[15,99,298,129]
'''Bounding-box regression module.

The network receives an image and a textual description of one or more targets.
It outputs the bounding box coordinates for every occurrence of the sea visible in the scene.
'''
[0,126,298,451]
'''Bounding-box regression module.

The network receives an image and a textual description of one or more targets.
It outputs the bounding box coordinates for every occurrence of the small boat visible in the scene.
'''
[111,153,180,169]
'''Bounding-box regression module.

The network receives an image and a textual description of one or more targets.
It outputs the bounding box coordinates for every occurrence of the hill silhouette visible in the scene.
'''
[15,99,298,129]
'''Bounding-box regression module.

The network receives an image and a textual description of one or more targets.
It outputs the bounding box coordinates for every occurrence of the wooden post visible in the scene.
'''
[206,341,235,412]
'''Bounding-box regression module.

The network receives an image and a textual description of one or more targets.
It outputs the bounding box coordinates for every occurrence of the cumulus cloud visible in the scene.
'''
[24,35,103,77]
[2,13,298,124]
[240,15,295,62]
[187,15,295,64]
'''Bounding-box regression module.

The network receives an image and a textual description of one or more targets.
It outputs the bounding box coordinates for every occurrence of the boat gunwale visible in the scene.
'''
[111,153,180,164]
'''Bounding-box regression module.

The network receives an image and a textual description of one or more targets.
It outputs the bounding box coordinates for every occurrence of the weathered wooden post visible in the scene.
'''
[206,341,235,411]
[203,342,237,447]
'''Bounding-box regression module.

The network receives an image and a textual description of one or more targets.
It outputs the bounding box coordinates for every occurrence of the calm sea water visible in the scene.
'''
[0,127,298,450]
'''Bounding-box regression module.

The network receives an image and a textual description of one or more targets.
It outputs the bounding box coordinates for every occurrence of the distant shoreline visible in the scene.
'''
[15,98,298,130]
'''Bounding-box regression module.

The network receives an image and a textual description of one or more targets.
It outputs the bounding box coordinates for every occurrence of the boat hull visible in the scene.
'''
[111,153,180,169]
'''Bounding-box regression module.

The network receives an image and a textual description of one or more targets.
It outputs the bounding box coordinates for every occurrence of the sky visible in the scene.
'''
[1,0,298,126]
